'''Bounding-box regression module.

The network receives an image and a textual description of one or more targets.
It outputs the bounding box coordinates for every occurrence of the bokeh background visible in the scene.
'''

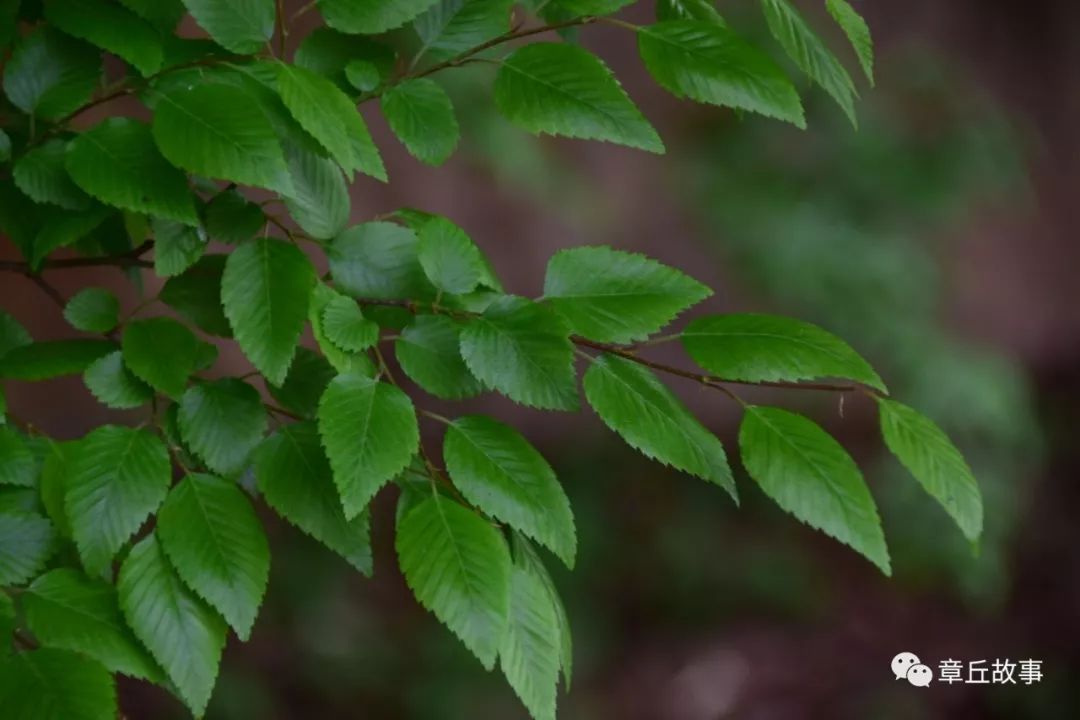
[3,1,1079,717]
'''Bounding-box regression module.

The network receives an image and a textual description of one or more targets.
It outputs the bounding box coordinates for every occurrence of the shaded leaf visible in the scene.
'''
[45,0,164,75]
[178,379,268,475]
[382,79,459,166]
[320,0,443,34]
[63,288,119,334]
[396,314,483,400]
[180,0,274,54]
[0,510,56,585]
[0,648,116,720]
[0,340,115,381]
[2,27,101,120]
[83,351,154,410]
[122,317,200,398]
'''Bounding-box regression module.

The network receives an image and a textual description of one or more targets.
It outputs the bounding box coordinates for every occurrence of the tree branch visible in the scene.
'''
[0,241,154,273]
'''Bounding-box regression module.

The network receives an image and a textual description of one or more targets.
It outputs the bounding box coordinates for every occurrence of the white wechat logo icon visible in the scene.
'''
[892,652,933,687]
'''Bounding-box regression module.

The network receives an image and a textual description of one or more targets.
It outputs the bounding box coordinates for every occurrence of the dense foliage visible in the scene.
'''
[0,1,982,718]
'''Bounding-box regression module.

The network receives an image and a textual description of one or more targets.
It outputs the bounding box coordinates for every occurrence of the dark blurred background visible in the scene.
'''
[3,1,1079,718]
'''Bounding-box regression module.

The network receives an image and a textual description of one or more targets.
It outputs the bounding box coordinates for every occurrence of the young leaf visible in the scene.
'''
[157,474,271,640]
[0,648,116,720]
[24,568,162,681]
[153,219,207,277]
[638,20,805,127]
[118,535,227,716]
[877,398,982,542]
[255,422,373,574]
[83,351,154,409]
[268,348,337,418]
[0,340,115,381]
[152,82,294,194]
[0,511,56,585]
[66,118,199,225]
[417,216,487,295]
[121,317,201,398]
[826,0,873,85]
[444,415,577,567]
[345,60,382,91]
[159,255,233,337]
[739,406,890,574]
[319,0,443,34]
[500,559,561,720]
[63,288,119,334]
[459,296,579,411]
[282,142,351,240]
[0,427,36,487]
[329,221,436,301]
[395,315,484,400]
[308,285,378,375]
[14,140,92,210]
[2,27,101,120]
[760,0,857,125]
[276,63,387,181]
[178,379,268,475]
[44,0,164,76]
[495,43,664,153]
[65,425,170,577]
[381,79,460,166]
[543,246,711,343]
[180,0,275,54]
[294,27,396,91]
[318,373,420,518]
[321,295,379,352]
[396,495,511,669]
[222,238,316,385]
[413,0,512,62]
[584,354,736,498]
[681,313,886,391]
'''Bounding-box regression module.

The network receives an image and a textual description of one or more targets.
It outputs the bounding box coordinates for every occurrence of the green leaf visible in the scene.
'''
[495,43,664,153]
[44,0,164,75]
[0,648,116,720]
[543,246,711,343]
[381,79,460,166]
[0,591,13,653]
[657,0,725,23]
[444,415,576,567]
[276,62,387,181]
[739,406,889,574]
[178,379,268,475]
[180,0,274,54]
[255,422,373,574]
[500,556,561,720]
[222,238,316,385]
[66,118,198,225]
[413,0,512,62]
[584,354,735,497]
[0,129,10,162]
[345,60,382,91]
[157,474,270,640]
[318,373,419,518]
[0,310,31,359]
[515,536,572,687]
[396,495,511,669]
[118,535,227,716]
[329,221,436,300]
[24,568,162,680]
[396,315,483,400]
[152,82,293,194]
[826,0,873,85]
[2,27,102,120]
[153,218,207,277]
[681,313,885,391]
[417,216,485,294]
[204,189,265,243]
[282,142,351,240]
[294,27,396,91]
[638,20,805,127]
[308,284,378,375]
[65,426,171,576]
[266,353,334,424]
[122,317,200,398]
[159,254,233,337]
[119,0,187,31]
[0,340,114,381]
[31,207,114,269]
[0,510,56,585]
[14,140,92,210]
[0,427,36,487]
[38,441,73,538]
[877,398,982,542]
[459,296,578,411]
[63,288,119,334]
[319,0,442,34]
[84,351,154,409]
[760,0,856,125]
[321,295,379,352]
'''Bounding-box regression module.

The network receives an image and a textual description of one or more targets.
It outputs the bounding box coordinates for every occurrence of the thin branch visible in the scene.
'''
[0,241,154,274]
[27,274,66,308]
